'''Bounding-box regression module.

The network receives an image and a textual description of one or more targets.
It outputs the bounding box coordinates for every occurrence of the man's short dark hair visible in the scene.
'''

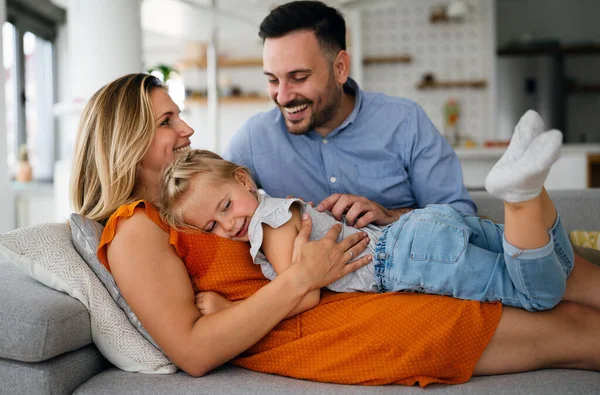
[259,1,346,58]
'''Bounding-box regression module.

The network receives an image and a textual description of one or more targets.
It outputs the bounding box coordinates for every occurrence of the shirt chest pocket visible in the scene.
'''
[354,160,411,206]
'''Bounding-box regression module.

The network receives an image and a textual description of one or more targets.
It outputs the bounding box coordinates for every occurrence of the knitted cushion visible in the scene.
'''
[69,214,160,349]
[0,222,176,374]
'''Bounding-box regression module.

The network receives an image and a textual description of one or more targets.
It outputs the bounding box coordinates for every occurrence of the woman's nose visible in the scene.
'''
[179,120,194,137]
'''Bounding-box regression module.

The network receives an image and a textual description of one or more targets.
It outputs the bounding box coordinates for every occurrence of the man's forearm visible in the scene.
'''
[390,207,414,219]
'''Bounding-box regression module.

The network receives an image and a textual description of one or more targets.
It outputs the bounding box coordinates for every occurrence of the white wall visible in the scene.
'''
[0,0,15,232]
[54,0,144,223]
[360,0,495,143]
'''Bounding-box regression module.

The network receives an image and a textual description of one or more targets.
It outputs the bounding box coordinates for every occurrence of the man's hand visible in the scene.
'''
[195,291,236,316]
[317,193,413,228]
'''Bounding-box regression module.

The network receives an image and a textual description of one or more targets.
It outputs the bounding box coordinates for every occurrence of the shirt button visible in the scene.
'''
[330,176,337,183]
[322,139,328,144]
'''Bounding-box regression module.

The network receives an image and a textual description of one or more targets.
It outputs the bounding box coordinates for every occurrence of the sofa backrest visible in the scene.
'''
[471,189,600,232]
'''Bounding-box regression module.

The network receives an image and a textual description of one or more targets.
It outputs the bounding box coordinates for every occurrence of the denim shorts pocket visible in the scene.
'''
[410,219,467,264]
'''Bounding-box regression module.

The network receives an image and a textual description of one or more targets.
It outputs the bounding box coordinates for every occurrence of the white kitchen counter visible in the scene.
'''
[455,144,600,190]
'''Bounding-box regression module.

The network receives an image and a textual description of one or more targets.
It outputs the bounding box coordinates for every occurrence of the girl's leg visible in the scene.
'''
[474,302,600,375]
[485,117,568,310]
[487,129,563,249]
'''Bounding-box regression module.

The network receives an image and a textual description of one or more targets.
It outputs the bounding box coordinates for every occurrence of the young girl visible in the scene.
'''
[159,110,581,315]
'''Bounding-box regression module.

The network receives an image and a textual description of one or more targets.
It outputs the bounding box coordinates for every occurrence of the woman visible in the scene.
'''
[70,73,600,386]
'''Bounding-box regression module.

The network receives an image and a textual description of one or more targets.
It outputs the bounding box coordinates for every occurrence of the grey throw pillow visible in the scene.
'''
[69,214,160,350]
[0,221,175,373]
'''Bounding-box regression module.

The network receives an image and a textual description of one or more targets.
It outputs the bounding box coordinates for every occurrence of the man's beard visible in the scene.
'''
[281,74,342,136]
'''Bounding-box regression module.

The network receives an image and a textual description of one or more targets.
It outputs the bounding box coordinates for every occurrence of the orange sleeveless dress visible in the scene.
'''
[99,201,502,387]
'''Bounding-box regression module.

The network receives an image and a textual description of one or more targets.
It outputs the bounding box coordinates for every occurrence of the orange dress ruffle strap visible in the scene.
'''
[99,201,502,387]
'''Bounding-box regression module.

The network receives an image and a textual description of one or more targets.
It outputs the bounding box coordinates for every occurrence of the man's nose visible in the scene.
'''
[277,82,294,106]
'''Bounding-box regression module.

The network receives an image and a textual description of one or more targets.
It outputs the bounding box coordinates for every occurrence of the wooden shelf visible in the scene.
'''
[185,96,271,105]
[498,44,600,56]
[417,80,487,90]
[569,84,600,94]
[180,57,263,69]
[363,55,412,65]
[182,55,413,69]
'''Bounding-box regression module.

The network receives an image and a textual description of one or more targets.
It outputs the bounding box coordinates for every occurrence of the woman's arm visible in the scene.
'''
[261,204,321,317]
[107,209,371,377]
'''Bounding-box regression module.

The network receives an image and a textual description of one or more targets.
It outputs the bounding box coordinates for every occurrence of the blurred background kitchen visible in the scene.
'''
[1,0,599,232]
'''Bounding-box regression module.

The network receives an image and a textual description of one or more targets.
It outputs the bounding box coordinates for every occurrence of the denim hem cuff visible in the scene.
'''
[503,233,555,260]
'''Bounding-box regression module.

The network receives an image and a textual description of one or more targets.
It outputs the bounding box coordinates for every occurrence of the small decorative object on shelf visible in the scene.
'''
[16,144,33,182]
[429,0,472,23]
[443,99,460,146]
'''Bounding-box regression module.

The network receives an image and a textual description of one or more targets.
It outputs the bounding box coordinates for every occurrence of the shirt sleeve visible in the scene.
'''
[404,103,477,215]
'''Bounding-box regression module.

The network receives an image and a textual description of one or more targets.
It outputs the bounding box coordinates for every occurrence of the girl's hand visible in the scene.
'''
[291,213,372,290]
[195,291,235,316]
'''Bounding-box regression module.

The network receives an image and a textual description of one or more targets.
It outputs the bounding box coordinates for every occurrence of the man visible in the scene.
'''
[224,0,476,229]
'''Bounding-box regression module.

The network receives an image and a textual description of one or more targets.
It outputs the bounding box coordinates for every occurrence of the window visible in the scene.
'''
[3,0,65,182]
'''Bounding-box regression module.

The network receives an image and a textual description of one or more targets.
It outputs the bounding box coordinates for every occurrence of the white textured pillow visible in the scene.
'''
[0,222,177,374]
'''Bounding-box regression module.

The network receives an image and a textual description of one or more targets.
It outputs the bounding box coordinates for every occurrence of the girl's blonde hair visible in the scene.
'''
[158,149,256,229]
[70,73,164,224]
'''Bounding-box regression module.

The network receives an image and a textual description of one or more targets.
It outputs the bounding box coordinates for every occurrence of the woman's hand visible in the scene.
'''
[195,291,236,316]
[290,213,372,290]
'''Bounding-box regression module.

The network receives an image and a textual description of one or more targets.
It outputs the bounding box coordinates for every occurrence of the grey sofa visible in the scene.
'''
[1,190,600,395]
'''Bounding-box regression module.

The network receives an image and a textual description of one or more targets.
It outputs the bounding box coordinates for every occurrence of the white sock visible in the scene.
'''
[485,130,562,202]
[498,110,545,166]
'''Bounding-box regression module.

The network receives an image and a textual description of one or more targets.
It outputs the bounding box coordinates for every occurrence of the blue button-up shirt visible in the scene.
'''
[224,78,476,215]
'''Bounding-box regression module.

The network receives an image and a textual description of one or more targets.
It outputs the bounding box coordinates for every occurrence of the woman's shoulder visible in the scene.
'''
[98,200,173,270]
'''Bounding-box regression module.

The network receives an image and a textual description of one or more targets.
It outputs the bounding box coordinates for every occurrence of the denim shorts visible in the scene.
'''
[373,204,574,311]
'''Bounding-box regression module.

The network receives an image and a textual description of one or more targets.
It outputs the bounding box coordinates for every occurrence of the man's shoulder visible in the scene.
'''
[362,90,420,112]
[239,106,281,135]
[226,107,281,159]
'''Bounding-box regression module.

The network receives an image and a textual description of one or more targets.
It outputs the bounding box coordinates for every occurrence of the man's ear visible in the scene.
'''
[333,50,350,84]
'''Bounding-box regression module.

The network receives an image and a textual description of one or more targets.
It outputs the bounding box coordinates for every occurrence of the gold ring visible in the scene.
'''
[348,250,354,260]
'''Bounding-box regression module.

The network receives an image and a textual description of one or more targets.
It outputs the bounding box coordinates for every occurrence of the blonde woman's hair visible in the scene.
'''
[70,73,164,224]
[158,149,256,230]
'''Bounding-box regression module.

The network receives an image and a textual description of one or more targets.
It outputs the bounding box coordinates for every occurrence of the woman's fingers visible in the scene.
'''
[322,222,343,241]
[341,255,372,276]
[292,213,313,265]
[346,236,370,261]
[336,230,369,254]
[297,213,313,242]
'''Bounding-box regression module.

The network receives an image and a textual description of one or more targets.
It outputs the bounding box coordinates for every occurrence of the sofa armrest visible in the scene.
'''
[0,260,92,362]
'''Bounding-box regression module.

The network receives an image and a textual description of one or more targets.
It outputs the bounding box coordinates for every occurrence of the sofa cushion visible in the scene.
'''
[74,365,600,395]
[69,214,160,349]
[0,344,109,395]
[0,223,176,374]
[0,259,91,362]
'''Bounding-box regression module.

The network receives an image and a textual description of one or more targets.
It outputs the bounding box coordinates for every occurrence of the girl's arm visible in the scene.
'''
[108,208,371,377]
[261,204,321,317]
